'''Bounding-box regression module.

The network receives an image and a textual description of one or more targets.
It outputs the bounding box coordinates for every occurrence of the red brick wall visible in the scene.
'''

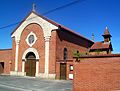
[55,29,93,79]
[56,62,60,79]
[56,29,93,60]
[73,54,120,91]
[56,60,73,80]
[0,63,4,74]
[11,37,15,71]
[18,23,45,73]
[66,60,74,80]
[0,49,12,74]
[49,30,57,74]
[11,23,93,77]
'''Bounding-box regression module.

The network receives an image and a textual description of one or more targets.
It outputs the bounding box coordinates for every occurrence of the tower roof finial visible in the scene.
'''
[32,3,36,12]
[104,26,110,35]
[92,33,94,42]
[106,26,108,30]
[102,26,112,37]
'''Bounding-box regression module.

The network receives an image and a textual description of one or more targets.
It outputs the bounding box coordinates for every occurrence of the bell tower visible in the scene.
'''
[102,27,112,43]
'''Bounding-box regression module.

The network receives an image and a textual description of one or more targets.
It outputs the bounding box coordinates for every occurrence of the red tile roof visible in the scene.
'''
[90,42,110,50]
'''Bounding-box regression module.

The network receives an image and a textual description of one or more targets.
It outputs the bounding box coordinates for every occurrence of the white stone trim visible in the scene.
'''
[22,48,39,77]
[10,71,18,76]
[11,12,58,41]
[22,61,25,73]
[22,48,39,60]
[25,32,37,47]
[44,36,50,77]
[48,74,56,79]
[35,61,39,77]
[17,72,26,76]
[10,71,26,76]
[38,73,56,79]
[15,40,20,72]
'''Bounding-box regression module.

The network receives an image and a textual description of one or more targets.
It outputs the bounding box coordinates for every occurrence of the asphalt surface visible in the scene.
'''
[0,85,26,91]
[0,75,72,91]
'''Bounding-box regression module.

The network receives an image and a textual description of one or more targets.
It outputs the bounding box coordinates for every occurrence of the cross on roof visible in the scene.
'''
[32,3,36,12]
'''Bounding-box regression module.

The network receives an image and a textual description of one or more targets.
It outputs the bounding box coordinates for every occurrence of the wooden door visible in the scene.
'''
[60,63,66,80]
[25,59,36,76]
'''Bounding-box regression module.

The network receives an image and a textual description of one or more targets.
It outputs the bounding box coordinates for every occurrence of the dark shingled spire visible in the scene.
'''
[102,26,112,42]
[104,27,110,35]
[103,27,111,37]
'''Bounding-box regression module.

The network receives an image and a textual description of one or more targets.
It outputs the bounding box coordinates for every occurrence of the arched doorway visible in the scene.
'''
[25,52,36,76]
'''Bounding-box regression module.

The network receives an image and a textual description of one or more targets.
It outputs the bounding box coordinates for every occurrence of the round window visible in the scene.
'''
[28,35,34,44]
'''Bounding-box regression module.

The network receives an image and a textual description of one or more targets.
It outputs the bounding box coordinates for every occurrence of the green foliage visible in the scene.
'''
[73,51,81,58]
[94,49,102,54]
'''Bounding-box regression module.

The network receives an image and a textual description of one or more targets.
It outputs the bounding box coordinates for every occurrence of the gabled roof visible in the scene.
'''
[90,42,111,50]
[11,11,93,43]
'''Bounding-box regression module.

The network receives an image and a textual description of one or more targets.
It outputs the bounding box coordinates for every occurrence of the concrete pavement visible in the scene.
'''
[0,75,72,91]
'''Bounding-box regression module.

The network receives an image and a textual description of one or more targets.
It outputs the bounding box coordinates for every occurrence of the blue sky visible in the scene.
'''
[0,0,120,53]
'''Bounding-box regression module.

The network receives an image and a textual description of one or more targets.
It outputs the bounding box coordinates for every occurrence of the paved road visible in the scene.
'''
[0,85,26,91]
[0,75,72,91]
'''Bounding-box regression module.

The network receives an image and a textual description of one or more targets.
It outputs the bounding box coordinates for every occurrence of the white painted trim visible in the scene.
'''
[25,32,37,47]
[10,71,18,76]
[17,72,26,76]
[11,12,58,42]
[44,36,50,77]
[15,40,19,72]
[10,71,26,76]
[22,48,39,60]
[22,61,25,73]
[38,73,56,79]
[35,61,39,77]
[22,48,39,77]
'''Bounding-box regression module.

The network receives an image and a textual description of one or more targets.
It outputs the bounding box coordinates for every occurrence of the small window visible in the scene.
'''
[77,50,79,53]
[69,65,73,71]
[28,35,34,44]
[26,32,37,47]
[63,48,68,60]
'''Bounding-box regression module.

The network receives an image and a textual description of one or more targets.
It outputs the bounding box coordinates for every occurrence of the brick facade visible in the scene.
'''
[55,28,93,79]
[0,11,118,91]
[73,54,120,91]
[56,60,73,80]
[0,11,93,80]
[17,23,45,73]
[56,28,93,60]
[0,49,12,74]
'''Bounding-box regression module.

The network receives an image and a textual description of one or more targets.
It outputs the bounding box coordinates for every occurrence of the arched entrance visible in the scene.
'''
[25,52,36,76]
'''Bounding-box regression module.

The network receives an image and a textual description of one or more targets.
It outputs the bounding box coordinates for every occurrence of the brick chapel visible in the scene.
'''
[0,10,112,80]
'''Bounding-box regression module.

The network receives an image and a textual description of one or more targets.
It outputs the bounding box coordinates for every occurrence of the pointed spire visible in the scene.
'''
[102,26,112,43]
[104,26,111,36]
[32,3,36,12]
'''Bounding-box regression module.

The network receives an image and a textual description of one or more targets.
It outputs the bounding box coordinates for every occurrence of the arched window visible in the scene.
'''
[63,48,68,60]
